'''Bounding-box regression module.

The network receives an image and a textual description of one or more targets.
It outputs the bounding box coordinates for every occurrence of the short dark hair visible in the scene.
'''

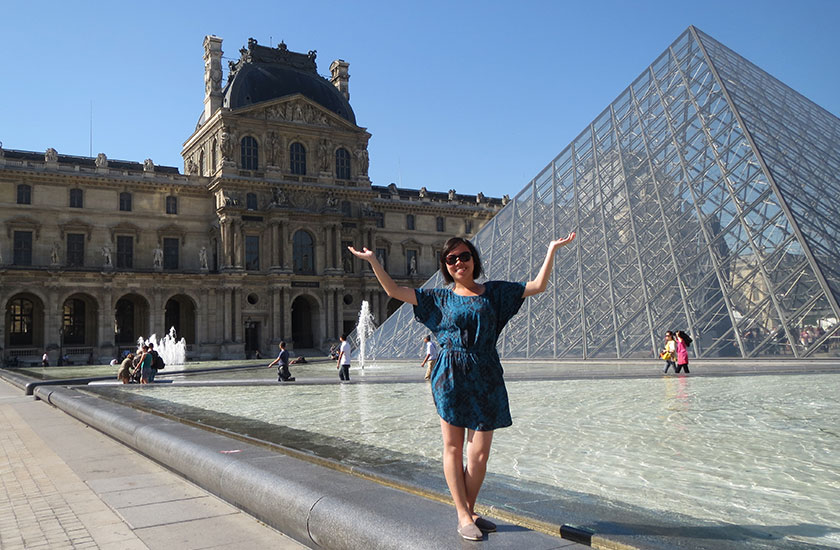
[340,334,347,340]
[423,335,430,341]
[279,341,286,348]
[439,237,483,284]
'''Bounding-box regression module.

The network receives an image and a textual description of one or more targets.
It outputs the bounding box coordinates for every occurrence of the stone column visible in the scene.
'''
[233,288,242,342]
[222,288,232,342]
[280,221,289,270]
[283,289,292,345]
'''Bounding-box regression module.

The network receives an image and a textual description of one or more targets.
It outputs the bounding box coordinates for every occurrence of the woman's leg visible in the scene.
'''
[440,419,474,527]
[464,428,494,520]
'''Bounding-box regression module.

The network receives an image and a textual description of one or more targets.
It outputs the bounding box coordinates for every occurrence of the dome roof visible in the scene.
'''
[221,40,355,124]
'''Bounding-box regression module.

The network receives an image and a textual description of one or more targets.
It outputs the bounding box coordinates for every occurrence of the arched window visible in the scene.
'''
[289,142,306,175]
[240,136,259,170]
[335,148,351,179]
[17,184,31,205]
[211,138,217,173]
[62,299,86,346]
[293,230,315,274]
[8,297,34,346]
[199,150,205,175]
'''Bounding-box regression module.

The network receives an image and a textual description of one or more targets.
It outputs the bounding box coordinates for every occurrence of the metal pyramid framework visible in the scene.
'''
[363,26,840,360]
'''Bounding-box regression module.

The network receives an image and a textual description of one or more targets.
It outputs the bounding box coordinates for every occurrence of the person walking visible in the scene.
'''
[675,330,692,374]
[421,334,438,381]
[267,341,295,381]
[661,331,677,373]
[41,352,49,367]
[337,334,351,381]
[147,343,160,383]
[349,231,575,541]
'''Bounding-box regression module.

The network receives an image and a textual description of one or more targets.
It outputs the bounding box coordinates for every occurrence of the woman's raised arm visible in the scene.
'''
[523,232,576,298]
[348,246,418,305]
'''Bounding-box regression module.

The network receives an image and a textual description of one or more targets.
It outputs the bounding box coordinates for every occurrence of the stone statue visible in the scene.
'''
[266,132,281,166]
[95,153,108,168]
[102,246,112,267]
[419,187,427,198]
[220,128,235,161]
[502,194,510,206]
[409,255,417,275]
[50,242,60,265]
[476,192,485,204]
[325,192,339,209]
[318,138,330,171]
[199,246,208,270]
[187,159,198,175]
[153,247,163,268]
[271,186,289,207]
[376,250,385,267]
[45,148,58,162]
[355,148,369,175]
[448,189,456,201]
[144,158,154,172]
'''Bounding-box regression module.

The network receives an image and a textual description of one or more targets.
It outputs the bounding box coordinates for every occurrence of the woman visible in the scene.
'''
[349,231,575,541]
[137,345,153,384]
[117,353,134,384]
[662,331,677,373]
[675,330,692,374]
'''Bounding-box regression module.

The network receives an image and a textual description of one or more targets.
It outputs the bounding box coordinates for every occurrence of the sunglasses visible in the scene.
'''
[444,251,472,265]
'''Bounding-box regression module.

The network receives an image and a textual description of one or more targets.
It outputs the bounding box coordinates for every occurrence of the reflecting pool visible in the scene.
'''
[85,371,840,549]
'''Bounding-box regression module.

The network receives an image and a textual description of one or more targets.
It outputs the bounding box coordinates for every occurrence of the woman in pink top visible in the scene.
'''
[675,330,692,373]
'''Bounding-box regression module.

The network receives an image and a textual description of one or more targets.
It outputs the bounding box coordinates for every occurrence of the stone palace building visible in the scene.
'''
[0,36,504,363]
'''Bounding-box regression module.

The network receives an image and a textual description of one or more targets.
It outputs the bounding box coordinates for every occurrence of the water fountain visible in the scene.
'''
[137,327,187,366]
[356,300,375,370]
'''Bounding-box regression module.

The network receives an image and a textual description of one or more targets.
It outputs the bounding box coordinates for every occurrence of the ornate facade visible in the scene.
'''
[0,36,504,363]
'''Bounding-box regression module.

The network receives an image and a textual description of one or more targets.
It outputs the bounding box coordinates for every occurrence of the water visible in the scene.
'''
[87,372,840,548]
[356,300,375,369]
[138,327,186,366]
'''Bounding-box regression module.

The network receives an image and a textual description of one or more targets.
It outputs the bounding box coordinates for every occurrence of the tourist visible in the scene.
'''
[661,331,677,373]
[337,334,351,381]
[675,330,692,374]
[421,334,438,381]
[41,351,49,367]
[148,343,160,382]
[267,341,295,382]
[348,231,576,541]
[117,353,134,384]
[137,344,153,384]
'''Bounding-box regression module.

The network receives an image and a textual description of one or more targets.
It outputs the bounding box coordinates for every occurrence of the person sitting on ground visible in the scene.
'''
[289,355,307,364]
[267,341,295,382]
[117,353,134,384]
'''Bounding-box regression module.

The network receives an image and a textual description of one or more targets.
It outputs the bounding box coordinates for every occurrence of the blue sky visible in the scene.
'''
[2,0,838,199]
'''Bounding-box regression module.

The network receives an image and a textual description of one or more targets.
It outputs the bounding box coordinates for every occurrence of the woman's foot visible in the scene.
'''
[473,516,497,532]
[457,522,483,541]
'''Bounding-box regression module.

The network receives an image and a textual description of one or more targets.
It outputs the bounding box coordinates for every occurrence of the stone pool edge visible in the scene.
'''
[19,379,587,550]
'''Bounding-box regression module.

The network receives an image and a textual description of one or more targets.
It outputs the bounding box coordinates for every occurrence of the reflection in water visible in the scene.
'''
[88,373,840,548]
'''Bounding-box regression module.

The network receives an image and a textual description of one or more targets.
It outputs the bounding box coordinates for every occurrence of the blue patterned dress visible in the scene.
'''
[413,281,526,431]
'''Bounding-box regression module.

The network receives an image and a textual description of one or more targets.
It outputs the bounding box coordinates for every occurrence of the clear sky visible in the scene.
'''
[2,0,838,199]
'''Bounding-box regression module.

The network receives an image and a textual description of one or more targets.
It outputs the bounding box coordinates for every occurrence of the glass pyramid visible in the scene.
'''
[361,26,840,360]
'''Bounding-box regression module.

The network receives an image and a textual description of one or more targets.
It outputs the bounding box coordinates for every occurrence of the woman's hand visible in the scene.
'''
[549,232,576,251]
[348,246,376,262]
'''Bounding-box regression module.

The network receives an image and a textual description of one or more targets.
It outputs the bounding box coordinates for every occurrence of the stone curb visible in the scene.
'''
[30,383,572,550]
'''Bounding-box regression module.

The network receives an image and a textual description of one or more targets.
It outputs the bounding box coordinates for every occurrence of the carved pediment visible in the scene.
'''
[157,223,187,244]
[109,222,143,243]
[59,219,94,241]
[238,95,360,131]
[400,238,422,253]
[5,216,42,239]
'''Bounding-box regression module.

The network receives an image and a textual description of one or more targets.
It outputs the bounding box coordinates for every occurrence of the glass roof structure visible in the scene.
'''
[362,26,840,360]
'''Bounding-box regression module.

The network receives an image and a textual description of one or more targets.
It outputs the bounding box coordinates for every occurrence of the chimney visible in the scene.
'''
[203,35,224,121]
[330,59,350,101]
